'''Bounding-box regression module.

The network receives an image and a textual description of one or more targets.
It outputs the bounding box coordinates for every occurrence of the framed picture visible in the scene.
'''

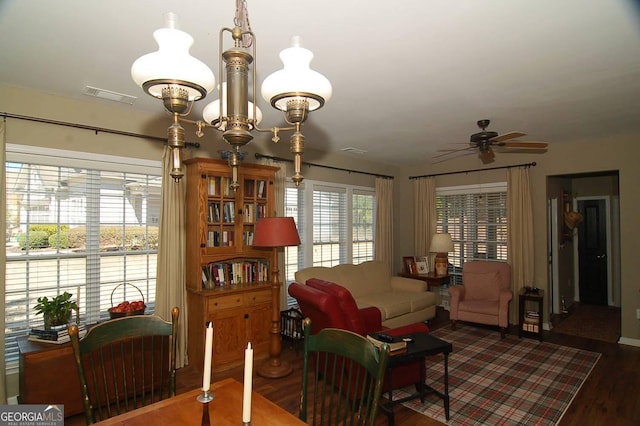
[402,256,417,274]
[415,256,429,274]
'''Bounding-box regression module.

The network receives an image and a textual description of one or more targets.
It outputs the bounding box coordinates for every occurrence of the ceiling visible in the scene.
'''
[2,0,640,167]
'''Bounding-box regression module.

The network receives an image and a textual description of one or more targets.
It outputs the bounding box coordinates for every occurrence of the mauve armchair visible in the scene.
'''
[448,261,512,338]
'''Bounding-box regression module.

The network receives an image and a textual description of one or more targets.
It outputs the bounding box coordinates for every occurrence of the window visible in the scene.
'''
[4,145,161,373]
[284,180,375,306]
[436,183,508,286]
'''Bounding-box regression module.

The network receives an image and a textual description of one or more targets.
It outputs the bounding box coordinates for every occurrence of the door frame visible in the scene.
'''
[548,197,560,314]
[573,195,614,306]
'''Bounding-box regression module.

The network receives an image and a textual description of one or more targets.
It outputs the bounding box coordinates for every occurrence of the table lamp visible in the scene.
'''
[252,217,301,378]
[430,233,453,277]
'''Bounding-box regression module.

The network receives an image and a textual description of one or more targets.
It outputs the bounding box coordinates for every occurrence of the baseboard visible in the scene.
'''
[7,395,18,405]
[618,336,640,347]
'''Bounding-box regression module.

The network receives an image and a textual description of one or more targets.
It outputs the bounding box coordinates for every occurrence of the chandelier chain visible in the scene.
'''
[234,0,253,48]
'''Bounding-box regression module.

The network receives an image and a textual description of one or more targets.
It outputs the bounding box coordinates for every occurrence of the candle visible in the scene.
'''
[202,322,214,392]
[242,342,253,423]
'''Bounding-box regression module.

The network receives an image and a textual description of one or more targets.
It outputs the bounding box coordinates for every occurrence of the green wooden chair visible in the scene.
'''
[68,307,179,424]
[300,317,390,426]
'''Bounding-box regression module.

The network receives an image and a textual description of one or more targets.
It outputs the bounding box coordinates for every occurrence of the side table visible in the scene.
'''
[379,332,452,425]
[399,271,449,291]
[518,288,544,341]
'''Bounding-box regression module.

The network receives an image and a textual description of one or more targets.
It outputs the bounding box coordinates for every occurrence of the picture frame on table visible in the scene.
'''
[402,256,417,274]
[415,256,429,274]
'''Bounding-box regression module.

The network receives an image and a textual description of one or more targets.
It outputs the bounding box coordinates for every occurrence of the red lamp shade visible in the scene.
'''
[252,217,301,248]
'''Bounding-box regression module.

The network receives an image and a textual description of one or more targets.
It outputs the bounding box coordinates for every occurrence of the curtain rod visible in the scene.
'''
[254,153,394,179]
[0,112,200,148]
[409,161,536,179]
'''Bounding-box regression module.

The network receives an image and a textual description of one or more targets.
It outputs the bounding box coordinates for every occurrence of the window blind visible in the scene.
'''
[283,180,375,307]
[4,145,160,373]
[436,183,508,286]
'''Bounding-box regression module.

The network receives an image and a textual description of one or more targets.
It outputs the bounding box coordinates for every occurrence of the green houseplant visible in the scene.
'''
[34,291,79,329]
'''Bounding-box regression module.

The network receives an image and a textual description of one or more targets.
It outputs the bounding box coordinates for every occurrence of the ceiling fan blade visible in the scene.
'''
[490,131,526,143]
[432,150,475,163]
[498,141,548,148]
[433,146,474,159]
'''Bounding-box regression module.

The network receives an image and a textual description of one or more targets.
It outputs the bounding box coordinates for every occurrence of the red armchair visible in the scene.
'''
[288,279,429,391]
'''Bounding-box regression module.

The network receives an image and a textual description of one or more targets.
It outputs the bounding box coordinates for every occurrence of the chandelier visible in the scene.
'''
[130,0,332,189]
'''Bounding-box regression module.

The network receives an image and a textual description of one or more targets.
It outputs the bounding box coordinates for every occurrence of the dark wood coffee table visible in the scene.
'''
[379,332,452,425]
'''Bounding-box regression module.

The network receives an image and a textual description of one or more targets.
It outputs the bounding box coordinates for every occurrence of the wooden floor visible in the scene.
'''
[67,308,640,425]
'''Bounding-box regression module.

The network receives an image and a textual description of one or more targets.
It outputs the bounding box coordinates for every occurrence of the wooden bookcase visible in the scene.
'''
[184,158,277,372]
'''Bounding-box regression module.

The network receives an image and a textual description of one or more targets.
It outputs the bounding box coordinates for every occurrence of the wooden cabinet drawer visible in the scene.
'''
[208,294,243,313]
[245,289,271,305]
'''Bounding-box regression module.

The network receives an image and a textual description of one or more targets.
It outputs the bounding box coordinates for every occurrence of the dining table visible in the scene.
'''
[94,377,304,425]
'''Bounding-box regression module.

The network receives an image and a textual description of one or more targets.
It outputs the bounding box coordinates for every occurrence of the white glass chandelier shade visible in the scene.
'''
[261,36,332,112]
[202,83,263,129]
[131,13,215,101]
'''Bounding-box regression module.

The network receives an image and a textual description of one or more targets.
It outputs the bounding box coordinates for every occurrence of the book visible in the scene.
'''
[366,333,407,352]
[28,324,86,344]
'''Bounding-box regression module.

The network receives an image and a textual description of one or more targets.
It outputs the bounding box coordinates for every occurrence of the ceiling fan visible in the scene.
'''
[435,119,548,164]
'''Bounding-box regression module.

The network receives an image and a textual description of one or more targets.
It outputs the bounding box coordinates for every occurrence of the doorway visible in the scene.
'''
[546,171,620,338]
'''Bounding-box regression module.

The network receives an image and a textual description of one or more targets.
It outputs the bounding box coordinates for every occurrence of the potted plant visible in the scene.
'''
[34,291,79,329]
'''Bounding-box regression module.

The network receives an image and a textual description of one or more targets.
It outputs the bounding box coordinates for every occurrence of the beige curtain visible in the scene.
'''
[413,177,437,267]
[507,166,534,324]
[257,157,286,307]
[374,177,393,271]
[155,146,188,367]
[0,119,7,403]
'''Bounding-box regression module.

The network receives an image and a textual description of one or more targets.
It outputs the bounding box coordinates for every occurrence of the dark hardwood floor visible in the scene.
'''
[66,308,640,425]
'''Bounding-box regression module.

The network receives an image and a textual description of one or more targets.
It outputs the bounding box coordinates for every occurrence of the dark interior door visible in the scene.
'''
[578,199,608,305]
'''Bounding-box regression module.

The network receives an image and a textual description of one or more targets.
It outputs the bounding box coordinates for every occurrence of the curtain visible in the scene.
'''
[507,166,534,324]
[0,119,7,403]
[155,146,188,367]
[257,157,287,307]
[413,177,437,267]
[374,177,393,271]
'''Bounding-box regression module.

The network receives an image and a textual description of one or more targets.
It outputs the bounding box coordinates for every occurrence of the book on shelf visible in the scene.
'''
[201,259,270,289]
[28,323,87,344]
[366,333,407,352]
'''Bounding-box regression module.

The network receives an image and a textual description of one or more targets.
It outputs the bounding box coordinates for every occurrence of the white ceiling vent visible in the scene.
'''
[341,147,368,154]
[83,86,137,105]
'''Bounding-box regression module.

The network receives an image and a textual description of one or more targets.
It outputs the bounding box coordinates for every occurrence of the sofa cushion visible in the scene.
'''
[464,271,500,300]
[295,267,342,288]
[358,293,413,320]
[331,264,371,298]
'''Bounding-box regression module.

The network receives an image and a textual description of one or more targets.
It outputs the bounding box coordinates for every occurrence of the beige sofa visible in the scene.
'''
[294,260,437,328]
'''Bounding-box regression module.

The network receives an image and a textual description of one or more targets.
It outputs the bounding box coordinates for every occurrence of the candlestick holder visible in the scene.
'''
[197,389,215,403]
[242,422,251,426]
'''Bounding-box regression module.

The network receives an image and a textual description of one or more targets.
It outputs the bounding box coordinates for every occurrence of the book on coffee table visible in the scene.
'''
[366,333,407,352]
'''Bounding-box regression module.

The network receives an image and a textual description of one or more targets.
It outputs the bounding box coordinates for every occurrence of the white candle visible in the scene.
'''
[242,342,253,422]
[202,322,214,392]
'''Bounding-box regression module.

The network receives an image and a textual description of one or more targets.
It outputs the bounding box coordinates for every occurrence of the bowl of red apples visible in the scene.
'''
[108,283,146,319]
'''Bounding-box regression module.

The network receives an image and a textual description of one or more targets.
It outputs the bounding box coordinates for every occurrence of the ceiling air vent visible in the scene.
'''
[340,147,368,155]
[83,86,137,105]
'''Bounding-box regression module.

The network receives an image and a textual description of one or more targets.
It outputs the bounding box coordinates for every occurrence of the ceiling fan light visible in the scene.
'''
[131,13,215,101]
[261,36,332,112]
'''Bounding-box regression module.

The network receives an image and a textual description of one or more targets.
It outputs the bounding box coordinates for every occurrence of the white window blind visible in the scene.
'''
[312,185,347,267]
[4,145,161,373]
[436,183,508,286]
[283,180,375,306]
[352,190,375,264]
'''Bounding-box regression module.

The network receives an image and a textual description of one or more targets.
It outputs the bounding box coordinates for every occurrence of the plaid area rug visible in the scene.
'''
[394,325,600,426]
